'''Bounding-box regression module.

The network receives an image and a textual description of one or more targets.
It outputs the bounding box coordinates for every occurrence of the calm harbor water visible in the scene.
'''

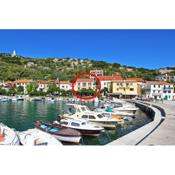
[0,100,152,145]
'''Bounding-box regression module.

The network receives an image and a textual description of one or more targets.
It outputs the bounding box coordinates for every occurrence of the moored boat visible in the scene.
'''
[61,104,123,129]
[54,118,104,137]
[18,128,62,146]
[0,123,20,145]
[34,120,81,144]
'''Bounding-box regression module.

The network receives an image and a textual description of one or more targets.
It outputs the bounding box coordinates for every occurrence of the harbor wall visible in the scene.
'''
[107,100,165,145]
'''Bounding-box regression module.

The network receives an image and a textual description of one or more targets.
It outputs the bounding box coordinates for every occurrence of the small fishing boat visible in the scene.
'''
[34,120,81,144]
[54,119,104,137]
[18,129,62,146]
[0,123,20,145]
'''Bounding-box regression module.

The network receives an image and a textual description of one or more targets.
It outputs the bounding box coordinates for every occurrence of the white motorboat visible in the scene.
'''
[95,105,135,118]
[18,128,62,146]
[0,97,9,102]
[11,95,24,101]
[54,118,104,136]
[61,104,124,129]
[0,123,20,145]
[47,97,56,102]
[112,106,138,114]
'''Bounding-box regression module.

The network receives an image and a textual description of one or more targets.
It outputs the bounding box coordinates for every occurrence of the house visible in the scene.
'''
[59,81,72,91]
[111,79,142,98]
[155,74,175,82]
[97,76,123,91]
[37,80,58,92]
[90,69,104,77]
[74,78,94,91]
[145,81,175,100]
[14,79,33,94]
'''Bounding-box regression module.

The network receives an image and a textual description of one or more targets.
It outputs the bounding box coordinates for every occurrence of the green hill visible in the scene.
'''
[0,53,160,81]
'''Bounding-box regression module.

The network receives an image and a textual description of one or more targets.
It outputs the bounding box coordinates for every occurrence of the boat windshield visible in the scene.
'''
[97,114,105,118]
[81,106,88,112]
[61,121,68,125]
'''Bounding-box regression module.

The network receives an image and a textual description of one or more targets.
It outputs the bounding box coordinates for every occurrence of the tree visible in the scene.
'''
[26,82,38,94]
[47,84,60,95]
[100,87,109,96]
[16,86,24,94]
[0,88,7,95]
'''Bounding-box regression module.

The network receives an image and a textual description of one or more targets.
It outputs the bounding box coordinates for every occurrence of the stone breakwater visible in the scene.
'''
[107,100,167,145]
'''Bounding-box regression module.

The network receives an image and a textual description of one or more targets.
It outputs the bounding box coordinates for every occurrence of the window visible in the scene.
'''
[130,88,134,91]
[97,114,104,118]
[81,107,86,111]
[82,83,86,87]
[61,121,68,125]
[89,115,96,119]
[104,83,106,85]
[168,91,171,93]
[78,83,80,86]
[82,115,88,119]
[88,83,91,86]
[71,122,80,127]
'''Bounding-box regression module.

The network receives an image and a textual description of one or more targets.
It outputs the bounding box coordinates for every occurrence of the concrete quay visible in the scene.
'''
[108,100,175,145]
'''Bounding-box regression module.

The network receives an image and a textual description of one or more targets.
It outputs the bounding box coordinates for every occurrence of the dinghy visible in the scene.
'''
[18,128,62,146]
[0,123,20,145]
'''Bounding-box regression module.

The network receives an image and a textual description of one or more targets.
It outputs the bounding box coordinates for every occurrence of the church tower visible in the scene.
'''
[11,50,16,57]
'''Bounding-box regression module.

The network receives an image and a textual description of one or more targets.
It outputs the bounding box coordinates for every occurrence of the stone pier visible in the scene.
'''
[108,100,175,145]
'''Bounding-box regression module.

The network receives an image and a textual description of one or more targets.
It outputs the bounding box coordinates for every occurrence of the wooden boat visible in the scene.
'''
[0,123,20,145]
[34,120,81,144]
[18,129,62,146]
[54,119,104,137]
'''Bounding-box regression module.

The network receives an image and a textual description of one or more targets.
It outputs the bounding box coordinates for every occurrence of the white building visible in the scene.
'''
[59,81,72,91]
[155,74,175,82]
[90,69,104,77]
[14,79,33,94]
[145,81,175,100]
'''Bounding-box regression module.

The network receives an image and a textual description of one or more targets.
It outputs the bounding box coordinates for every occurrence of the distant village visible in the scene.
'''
[0,69,175,101]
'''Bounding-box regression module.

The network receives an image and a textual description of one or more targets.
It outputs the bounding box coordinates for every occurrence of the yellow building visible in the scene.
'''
[111,79,142,98]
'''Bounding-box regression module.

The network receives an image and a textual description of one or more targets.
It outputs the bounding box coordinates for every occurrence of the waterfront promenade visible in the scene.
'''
[108,100,175,145]
[139,101,175,145]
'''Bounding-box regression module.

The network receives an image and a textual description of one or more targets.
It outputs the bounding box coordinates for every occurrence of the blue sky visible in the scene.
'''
[0,29,174,69]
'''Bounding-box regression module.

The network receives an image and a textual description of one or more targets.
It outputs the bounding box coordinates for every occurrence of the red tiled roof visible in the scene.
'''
[126,78,145,82]
[37,80,52,84]
[146,81,171,85]
[76,78,93,82]
[97,76,123,81]
[14,80,33,83]
[60,81,71,85]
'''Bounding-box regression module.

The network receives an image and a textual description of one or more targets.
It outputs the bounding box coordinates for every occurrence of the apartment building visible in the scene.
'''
[74,78,94,91]
[145,81,175,100]
[111,79,142,98]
